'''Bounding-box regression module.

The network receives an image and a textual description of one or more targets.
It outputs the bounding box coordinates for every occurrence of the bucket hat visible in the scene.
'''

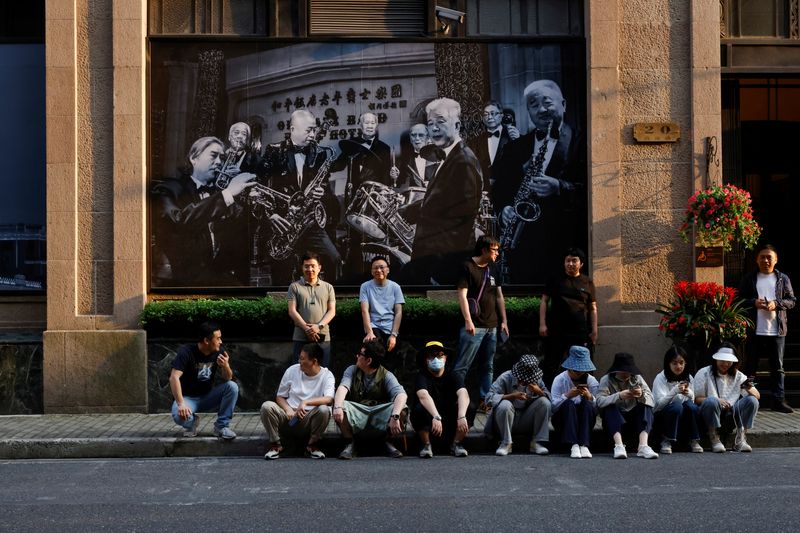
[512,354,543,384]
[606,352,642,376]
[562,346,596,372]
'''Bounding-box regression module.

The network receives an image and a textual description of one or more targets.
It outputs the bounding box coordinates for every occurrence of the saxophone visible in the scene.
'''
[261,144,334,261]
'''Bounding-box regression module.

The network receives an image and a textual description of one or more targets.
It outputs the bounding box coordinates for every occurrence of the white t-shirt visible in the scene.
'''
[692,365,747,404]
[276,364,336,411]
[756,272,778,335]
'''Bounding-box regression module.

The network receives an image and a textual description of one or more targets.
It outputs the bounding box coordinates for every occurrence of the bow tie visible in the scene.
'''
[487,130,501,138]
[535,129,549,142]
[197,184,216,195]
[291,144,309,156]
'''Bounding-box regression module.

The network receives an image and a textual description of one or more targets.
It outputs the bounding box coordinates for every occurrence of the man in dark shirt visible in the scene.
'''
[453,235,509,410]
[539,247,597,383]
[169,321,239,439]
[412,341,472,458]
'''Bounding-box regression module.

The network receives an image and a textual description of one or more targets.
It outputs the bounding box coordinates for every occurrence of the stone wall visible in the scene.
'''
[0,341,43,415]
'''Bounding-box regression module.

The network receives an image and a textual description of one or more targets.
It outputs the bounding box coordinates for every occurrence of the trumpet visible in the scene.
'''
[214,148,247,190]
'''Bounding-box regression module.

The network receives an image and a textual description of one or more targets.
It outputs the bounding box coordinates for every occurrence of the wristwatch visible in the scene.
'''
[390,414,400,421]
[390,331,399,337]
[433,415,442,421]
[317,322,324,329]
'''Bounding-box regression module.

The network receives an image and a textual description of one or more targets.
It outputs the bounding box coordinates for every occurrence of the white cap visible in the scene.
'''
[711,346,738,362]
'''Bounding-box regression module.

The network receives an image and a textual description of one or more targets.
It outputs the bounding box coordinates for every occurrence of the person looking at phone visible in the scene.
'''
[652,346,703,454]
[737,244,796,414]
[483,354,551,456]
[550,346,599,458]
[287,251,335,368]
[596,353,659,459]
[169,321,239,440]
[693,344,760,452]
[262,343,335,460]
[453,235,509,413]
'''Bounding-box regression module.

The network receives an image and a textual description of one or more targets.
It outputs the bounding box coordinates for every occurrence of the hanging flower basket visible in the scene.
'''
[678,184,761,251]
[656,281,752,349]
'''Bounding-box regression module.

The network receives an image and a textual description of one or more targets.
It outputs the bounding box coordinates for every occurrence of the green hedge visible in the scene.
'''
[141,296,541,339]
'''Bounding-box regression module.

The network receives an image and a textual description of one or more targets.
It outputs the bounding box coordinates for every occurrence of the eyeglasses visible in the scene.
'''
[409,132,428,137]
[482,111,501,117]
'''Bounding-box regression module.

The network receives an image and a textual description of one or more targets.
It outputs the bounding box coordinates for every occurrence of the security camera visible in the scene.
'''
[435,6,465,23]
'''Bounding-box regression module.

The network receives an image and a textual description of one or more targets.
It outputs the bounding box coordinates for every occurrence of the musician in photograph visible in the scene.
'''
[397,123,437,191]
[223,121,260,176]
[467,100,519,191]
[151,136,256,286]
[334,112,399,191]
[493,79,585,284]
[407,98,483,285]
[257,109,341,284]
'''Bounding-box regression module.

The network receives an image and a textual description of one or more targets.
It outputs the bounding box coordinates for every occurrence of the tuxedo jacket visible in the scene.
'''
[332,136,393,190]
[398,151,437,189]
[467,125,512,191]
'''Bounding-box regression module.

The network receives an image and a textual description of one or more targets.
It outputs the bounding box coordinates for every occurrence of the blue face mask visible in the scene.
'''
[427,357,445,371]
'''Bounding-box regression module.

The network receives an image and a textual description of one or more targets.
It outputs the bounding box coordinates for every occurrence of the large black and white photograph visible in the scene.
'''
[149,41,587,289]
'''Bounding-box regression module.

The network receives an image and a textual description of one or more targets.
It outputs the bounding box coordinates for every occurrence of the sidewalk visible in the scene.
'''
[1,410,799,459]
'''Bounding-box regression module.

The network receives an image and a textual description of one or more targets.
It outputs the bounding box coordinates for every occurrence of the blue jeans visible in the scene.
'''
[601,402,654,436]
[171,380,239,430]
[655,399,700,441]
[699,396,758,430]
[744,335,786,399]
[552,397,598,446]
[453,327,497,400]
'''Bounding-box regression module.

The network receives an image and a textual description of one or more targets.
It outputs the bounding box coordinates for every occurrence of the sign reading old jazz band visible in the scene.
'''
[149,42,587,289]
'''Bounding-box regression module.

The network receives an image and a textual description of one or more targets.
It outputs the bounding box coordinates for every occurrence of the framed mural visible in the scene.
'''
[148,40,586,290]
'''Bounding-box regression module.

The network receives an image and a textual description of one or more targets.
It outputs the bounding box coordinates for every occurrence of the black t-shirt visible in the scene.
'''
[414,370,465,416]
[457,259,501,328]
[172,343,221,397]
[544,273,596,336]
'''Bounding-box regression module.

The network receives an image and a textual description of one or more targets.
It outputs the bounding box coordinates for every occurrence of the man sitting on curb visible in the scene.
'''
[484,354,552,456]
[412,341,472,458]
[262,343,335,460]
[169,321,239,440]
[333,340,408,459]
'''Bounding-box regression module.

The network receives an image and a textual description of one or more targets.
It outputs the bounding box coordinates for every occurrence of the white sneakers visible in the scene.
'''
[613,444,627,459]
[530,442,549,455]
[637,444,659,459]
[709,432,726,453]
[660,438,673,454]
[570,444,593,458]
[495,442,512,456]
[734,428,752,452]
[689,439,704,453]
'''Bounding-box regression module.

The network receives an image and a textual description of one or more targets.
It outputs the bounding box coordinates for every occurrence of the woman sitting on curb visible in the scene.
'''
[692,344,760,453]
[652,346,704,454]
[550,346,599,459]
[596,352,659,459]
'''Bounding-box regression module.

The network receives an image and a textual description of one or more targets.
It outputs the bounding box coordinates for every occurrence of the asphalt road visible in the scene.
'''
[1,449,799,532]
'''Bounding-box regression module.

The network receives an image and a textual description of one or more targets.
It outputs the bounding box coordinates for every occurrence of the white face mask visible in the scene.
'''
[427,357,445,371]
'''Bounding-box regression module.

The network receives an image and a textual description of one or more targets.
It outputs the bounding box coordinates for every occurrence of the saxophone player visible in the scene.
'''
[493,79,586,284]
[258,109,342,284]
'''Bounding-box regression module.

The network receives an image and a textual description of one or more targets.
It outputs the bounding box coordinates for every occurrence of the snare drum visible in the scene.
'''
[345,181,394,239]
[403,186,427,205]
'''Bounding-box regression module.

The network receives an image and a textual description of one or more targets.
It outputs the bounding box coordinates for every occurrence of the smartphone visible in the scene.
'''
[499,330,509,344]
[317,334,326,343]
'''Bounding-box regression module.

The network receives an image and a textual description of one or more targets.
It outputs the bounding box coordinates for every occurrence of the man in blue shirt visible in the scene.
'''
[360,255,405,355]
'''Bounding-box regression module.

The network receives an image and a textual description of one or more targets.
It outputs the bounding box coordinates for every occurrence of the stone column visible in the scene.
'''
[43,0,147,413]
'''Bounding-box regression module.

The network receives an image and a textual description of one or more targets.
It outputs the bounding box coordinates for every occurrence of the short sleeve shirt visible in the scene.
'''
[340,364,405,403]
[171,343,220,397]
[414,370,464,414]
[276,364,336,410]
[544,273,596,335]
[457,259,501,328]
[359,279,405,334]
[287,278,335,342]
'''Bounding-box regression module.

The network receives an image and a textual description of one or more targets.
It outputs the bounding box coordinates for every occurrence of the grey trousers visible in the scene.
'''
[493,397,551,445]
[260,401,331,444]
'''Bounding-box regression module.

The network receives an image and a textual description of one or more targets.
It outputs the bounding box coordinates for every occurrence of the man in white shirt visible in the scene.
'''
[261,343,335,460]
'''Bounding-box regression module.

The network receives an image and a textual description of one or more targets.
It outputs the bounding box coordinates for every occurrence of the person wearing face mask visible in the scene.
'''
[412,341,472,458]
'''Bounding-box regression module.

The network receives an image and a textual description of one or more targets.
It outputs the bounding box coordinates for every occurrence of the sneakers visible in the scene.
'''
[264,443,282,460]
[338,442,355,460]
[182,415,199,437]
[419,442,433,459]
[530,442,549,455]
[660,438,673,455]
[709,432,726,453]
[580,446,593,458]
[773,400,794,414]
[495,442,512,456]
[385,441,403,458]
[689,439,704,453]
[734,428,752,452]
[613,444,627,459]
[637,444,659,459]
[213,426,237,440]
[451,442,468,457]
[305,445,325,459]
[570,444,582,458]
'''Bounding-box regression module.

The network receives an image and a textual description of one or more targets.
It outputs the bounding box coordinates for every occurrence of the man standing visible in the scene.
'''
[334,112,399,190]
[262,343,335,460]
[360,255,405,353]
[739,244,796,413]
[493,79,585,284]
[287,251,336,368]
[169,321,239,440]
[409,97,483,285]
[467,100,519,190]
[413,341,471,458]
[453,235,509,410]
[151,136,256,286]
[332,340,408,459]
[398,123,436,190]
[259,109,341,284]
[539,247,598,383]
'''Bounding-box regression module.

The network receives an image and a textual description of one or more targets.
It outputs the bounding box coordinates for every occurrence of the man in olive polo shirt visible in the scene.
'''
[287,251,336,368]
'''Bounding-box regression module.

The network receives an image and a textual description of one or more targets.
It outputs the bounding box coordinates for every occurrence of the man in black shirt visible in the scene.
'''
[169,321,239,439]
[539,247,597,383]
[412,341,472,458]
